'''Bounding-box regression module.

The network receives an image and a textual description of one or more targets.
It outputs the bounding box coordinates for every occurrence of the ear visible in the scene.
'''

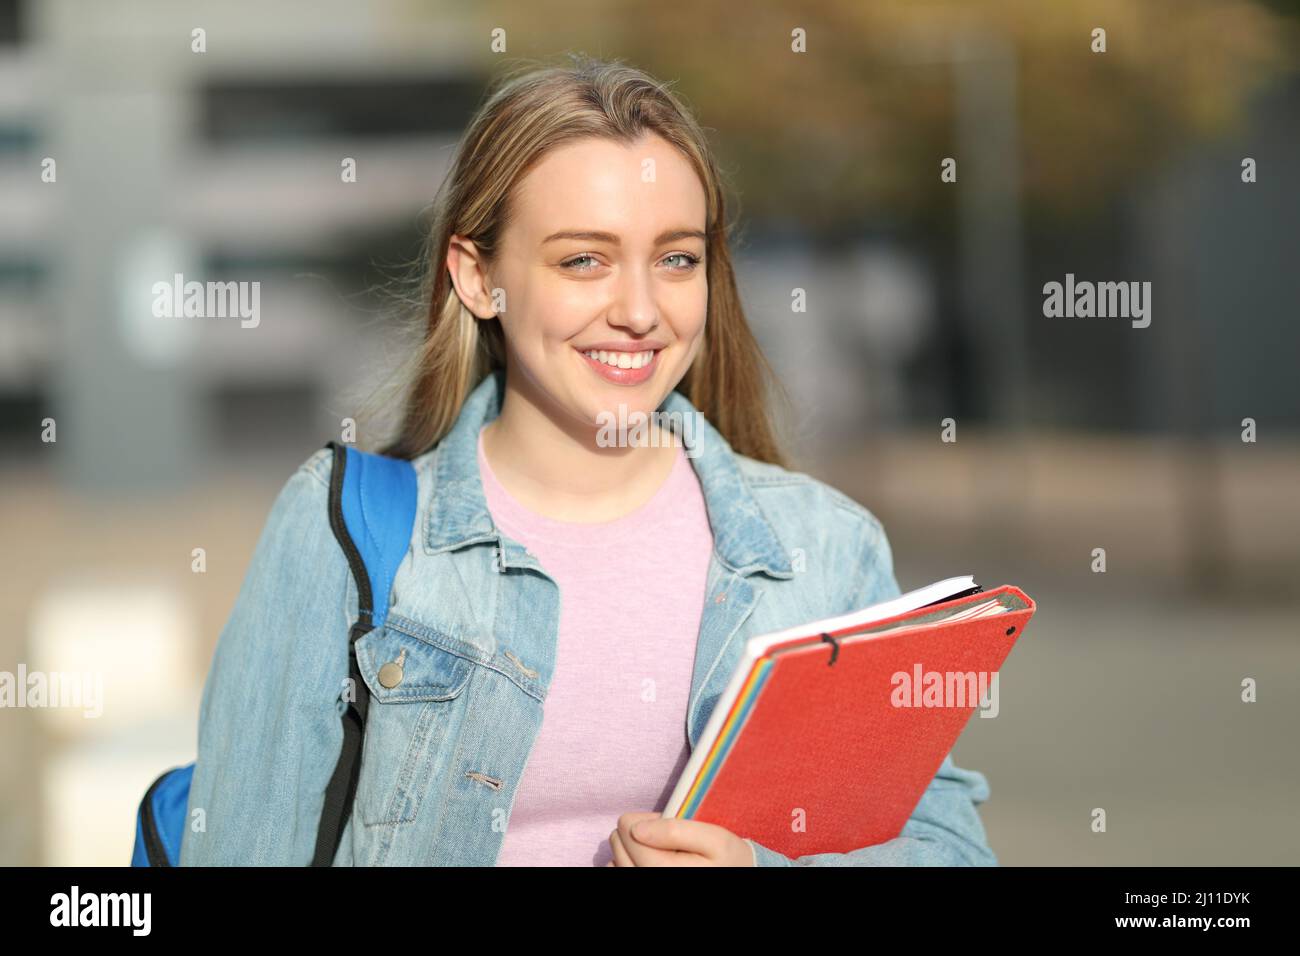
[446,234,499,320]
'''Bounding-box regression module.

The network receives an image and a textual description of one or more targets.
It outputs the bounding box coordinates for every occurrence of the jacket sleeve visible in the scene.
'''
[745,507,998,867]
[180,450,353,865]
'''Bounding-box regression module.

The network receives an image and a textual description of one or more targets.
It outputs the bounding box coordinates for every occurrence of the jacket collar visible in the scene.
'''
[425,368,793,577]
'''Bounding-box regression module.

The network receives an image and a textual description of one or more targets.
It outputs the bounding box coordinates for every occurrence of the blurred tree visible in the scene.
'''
[454,0,1294,228]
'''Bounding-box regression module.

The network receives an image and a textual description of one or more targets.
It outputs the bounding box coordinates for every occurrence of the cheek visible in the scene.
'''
[678,294,708,367]
[503,298,585,356]
[661,275,707,328]
[534,281,600,344]
[495,266,564,333]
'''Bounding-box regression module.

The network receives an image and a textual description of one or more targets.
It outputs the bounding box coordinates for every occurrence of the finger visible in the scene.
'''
[609,828,635,867]
[621,816,708,867]
[613,813,661,851]
[630,817,725,858]
[618,814,674,866]
[615,811,661,833]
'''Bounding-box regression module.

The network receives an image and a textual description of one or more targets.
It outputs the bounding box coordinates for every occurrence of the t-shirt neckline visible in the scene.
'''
[476,426,689,544]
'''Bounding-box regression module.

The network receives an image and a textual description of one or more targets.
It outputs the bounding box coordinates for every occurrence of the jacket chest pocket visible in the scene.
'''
[352,626,476,828]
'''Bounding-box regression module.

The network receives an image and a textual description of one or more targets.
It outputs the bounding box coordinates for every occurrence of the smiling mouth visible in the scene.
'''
[579,348,659,370]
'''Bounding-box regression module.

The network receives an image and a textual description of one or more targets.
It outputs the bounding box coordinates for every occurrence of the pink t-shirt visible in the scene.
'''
[479,429,713,866]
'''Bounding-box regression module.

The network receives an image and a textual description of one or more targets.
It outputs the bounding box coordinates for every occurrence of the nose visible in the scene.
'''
[608,264,659,335]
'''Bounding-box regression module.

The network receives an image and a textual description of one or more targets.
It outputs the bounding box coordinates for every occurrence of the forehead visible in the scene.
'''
[508,133,707,242]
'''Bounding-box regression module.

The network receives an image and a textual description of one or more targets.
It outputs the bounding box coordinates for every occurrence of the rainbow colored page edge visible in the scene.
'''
[676,655,775,819]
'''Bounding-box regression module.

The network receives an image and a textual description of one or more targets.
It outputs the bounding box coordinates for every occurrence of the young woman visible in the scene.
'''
[181,56,997,867]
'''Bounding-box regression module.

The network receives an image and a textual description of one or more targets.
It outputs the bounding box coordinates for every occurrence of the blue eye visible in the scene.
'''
[560,252,701,272]
[664,253,702,271]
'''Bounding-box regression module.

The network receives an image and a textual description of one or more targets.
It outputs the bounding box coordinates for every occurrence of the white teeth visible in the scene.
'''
[583,349,655,369]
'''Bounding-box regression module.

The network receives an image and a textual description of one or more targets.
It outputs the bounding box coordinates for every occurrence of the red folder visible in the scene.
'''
[667,584,1035,858]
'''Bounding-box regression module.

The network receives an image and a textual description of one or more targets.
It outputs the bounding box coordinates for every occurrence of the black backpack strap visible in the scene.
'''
[311,440,418,866]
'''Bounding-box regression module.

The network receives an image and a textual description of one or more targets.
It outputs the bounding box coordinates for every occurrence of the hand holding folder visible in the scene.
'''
[662,576,1036,860]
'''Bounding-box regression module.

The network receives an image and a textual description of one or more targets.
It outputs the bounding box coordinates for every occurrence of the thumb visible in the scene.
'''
[630,815,667,845]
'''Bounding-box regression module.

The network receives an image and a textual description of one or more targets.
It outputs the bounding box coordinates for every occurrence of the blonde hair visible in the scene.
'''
[368,53,790,467]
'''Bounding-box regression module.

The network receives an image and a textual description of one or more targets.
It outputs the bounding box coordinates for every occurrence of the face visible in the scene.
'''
[451,132,709,435]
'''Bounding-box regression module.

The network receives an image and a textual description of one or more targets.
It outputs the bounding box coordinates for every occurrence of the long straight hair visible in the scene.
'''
[370,54,790,467]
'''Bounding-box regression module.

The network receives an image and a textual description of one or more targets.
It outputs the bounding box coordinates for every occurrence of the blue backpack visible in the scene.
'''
[131,440,419,866]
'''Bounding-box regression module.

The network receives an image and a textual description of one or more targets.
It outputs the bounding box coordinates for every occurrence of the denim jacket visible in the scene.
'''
[180,369,998,866]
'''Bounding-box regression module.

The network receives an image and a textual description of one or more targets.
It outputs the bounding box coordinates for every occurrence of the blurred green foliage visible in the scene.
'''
[448,0,1295,229]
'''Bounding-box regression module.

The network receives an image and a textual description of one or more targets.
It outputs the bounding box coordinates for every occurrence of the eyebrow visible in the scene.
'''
[541,228,707,246]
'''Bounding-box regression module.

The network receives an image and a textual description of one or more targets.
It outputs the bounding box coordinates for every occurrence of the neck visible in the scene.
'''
[481,368,678,523]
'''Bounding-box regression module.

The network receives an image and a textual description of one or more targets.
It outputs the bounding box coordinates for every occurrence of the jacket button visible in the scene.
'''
[378,648,406,688]
[715,592,727,604]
